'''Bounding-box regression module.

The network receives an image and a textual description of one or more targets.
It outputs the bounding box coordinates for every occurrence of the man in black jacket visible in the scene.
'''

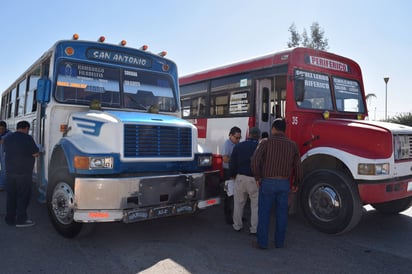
[4,121,39,228]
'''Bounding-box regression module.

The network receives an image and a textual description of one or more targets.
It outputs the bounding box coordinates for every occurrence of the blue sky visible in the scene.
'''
[0,0,410,120]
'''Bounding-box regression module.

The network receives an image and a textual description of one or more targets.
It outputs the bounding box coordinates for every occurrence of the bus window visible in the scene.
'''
[333,77,364,113]
[8,88,16,118]
[295,70,333,110]
[261,87,269,122]
[210,93,228,116]
[16,79,27,117]
[25,73,40,114]
[0,94,6,118]
[196,97,206,116]
[274,75,287,118]
[181,96,206,117]
[123,70,176,112]
[180,81,208,96]
[180,82,208,117]
[55,61,120,107]
[211,74,251,92]
[181,98,191,117]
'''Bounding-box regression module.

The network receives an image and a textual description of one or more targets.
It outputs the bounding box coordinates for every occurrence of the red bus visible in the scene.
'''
[179,47,412,234]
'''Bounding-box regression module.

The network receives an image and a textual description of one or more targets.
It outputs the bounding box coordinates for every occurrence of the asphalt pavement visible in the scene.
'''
[1,187,412,274]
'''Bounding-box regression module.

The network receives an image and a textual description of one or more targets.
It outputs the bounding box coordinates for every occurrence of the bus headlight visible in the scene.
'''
[358,163,389,175]
[74,156,114,170]
[198,155,212,167]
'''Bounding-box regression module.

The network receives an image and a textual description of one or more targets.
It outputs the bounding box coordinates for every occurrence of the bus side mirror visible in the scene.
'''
[294,78,305,102]
[37,78,51,104]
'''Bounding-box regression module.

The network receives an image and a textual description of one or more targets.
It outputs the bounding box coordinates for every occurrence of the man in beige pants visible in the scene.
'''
[229,127,260,235]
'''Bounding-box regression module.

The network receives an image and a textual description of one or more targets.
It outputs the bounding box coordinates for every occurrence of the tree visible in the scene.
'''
[287,22,329,51]
[387,112,412,126]
[287,23,300,48]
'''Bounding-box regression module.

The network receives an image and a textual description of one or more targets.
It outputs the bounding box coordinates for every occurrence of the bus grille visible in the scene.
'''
[124,125,192,158]
[394,134,412,160]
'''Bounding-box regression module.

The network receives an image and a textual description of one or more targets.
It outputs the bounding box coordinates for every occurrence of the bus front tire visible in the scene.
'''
[300,169,363,234]
[47,167,83,238]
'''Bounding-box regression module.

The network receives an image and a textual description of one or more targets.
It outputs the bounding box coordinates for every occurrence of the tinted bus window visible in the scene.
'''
[180,81,208,95]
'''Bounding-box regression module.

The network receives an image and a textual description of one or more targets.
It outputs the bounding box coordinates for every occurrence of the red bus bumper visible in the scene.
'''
[358,178,412,204]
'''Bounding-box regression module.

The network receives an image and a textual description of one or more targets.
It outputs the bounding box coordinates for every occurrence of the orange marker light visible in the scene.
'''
[72,33,79,40]
[98,36,105,42]
[158,51,167,57]
[140,45,149,51]
[120,40,127,46]
[162,64,170,72]
[65,47,74,56]
[74,156,90,169]
[60,124,68,132]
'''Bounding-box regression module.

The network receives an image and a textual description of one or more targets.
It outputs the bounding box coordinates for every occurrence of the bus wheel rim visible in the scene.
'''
[308,185,341,222]
[52,182,75,225]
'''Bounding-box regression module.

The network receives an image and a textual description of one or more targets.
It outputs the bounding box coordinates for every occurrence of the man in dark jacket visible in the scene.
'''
[230,127,260,235]
[4,120,39,227]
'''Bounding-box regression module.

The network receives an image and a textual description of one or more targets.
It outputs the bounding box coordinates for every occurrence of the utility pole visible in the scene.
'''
[384,77,389,120]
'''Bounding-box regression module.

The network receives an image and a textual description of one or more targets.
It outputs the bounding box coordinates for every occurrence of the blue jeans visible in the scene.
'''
[257,178,290,248]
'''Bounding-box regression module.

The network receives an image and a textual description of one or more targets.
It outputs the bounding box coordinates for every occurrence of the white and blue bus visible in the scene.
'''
[1,34,220,238]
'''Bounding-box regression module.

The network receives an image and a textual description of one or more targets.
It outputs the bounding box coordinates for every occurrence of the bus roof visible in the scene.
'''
[2,39,176,94]
[179,47,361,85]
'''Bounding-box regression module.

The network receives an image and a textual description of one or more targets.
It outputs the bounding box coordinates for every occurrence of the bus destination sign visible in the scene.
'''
[306,55,349,73]
[87,48,152,68]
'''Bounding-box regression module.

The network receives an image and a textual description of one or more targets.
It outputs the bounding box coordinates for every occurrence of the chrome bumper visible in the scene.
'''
[73,173,220,223]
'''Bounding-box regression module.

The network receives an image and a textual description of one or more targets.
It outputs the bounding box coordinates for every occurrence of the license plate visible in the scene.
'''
[175,204,194,214]
[153,206,173,217]
[408,181,412,191]
[126,209,149,222]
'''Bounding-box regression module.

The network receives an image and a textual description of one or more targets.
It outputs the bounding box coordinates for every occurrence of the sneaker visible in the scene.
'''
[16,219,35,228]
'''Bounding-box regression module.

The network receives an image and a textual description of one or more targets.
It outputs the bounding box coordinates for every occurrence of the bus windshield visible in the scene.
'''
[332,77,365,113]
[55,61,177,112]
[294,70,365,113]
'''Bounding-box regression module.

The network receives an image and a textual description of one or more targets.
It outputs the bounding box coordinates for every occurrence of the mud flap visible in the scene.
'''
[203,170,221,199]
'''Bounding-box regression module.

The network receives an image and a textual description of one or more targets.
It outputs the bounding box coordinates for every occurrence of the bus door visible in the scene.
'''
[255,78,274,136]
[256,76,287,136]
